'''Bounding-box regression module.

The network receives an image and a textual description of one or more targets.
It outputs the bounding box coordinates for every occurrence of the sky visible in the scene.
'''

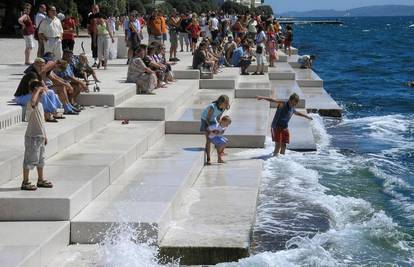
[266,0,414,13]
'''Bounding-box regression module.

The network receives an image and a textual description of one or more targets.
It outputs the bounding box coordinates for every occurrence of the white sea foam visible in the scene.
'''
[224,115,414,266]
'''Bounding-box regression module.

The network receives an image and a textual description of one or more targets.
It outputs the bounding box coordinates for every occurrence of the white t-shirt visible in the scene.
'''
[207,124,226,139]
[25,102,46,138]
[38,16,63,38]
[210,17,219,31]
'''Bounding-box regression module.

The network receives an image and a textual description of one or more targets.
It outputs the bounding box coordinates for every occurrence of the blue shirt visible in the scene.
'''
[271,102,296,129]
[231,46,244,66]
[55,65,74,80]
[201,103,223,124]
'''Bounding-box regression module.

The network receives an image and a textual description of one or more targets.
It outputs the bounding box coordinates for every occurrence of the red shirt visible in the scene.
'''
[62,17,76,40]
[23,15,35,35]
[187,24,201,39]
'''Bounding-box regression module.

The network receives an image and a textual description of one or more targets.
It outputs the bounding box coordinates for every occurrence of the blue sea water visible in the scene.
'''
[219,16,414,266]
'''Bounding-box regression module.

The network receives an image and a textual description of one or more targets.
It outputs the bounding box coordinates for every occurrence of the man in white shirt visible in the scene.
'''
[35,4,47,57]
[209,13,219,41]
[38,5,63,59]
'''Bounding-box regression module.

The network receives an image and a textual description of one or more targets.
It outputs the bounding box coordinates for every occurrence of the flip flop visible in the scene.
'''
[21,182,37,191]
[46,118,58,123]
[37,179,53,188]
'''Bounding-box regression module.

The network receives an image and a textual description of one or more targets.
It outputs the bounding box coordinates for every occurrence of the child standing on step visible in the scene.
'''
[207,115,232,163]
[200,95,230,165]
[257,93,313,156]
[21,80,53,190]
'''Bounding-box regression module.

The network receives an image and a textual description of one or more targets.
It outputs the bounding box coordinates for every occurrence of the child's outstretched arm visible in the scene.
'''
[256,96,284,104]
[294,110,313,120]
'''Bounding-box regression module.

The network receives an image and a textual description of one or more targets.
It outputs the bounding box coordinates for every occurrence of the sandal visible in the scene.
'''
[252,72,259,75]
[21,182,37,191]
[54,115,66,119]
[46,118,58,123]
[37,179,53,188]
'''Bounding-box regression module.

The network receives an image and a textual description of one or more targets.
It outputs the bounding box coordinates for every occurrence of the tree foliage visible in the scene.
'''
[252,5,274,16]
[221,1,249,15]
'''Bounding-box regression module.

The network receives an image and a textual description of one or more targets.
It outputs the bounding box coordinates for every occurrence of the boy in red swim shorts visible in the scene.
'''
[257,93,313,156]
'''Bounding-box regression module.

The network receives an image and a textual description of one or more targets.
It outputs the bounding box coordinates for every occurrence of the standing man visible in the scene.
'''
[38,6,63,60]
[209,13,219,41]
[148,9,164,43]
[125,11,141,63]
[62,14,76,51]
[87,4,100,67]
[168,9,180,61]
[178,13,190,52]
[35,4,47,57]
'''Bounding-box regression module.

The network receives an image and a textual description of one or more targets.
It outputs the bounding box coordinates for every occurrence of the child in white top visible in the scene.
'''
[207,115,232,163]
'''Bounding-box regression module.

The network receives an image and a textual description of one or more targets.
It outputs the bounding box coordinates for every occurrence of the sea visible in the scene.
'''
[219,16,414,267]
[59,16,414,267]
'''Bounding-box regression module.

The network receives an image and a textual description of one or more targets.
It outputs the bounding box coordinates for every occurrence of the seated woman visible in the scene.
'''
[154,44,176,83]
[192,41,216,74]
[126,45,157,94]
[14,58,63,122]
[144,45,168,88]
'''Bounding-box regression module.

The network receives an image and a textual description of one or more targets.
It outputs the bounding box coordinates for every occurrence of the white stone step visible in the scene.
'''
[301,87,343,117]
[270,80,306,108]
[287,54,301,68]
[294,69,324,87]
[77,66,136,107]
[268,62,296,80]
[199,68,239,89]
[70,135,204,244]
[0,107,113,185]
[0,221,69,267]
[246,64,269,73]
[159,154,262,265]
[0,121,164,221]
[166,97,269,148]
[236,73,271,98]
[173,69,201,79]
[0,98,23,130]
[115,80,199,121]
[226,99,269,148]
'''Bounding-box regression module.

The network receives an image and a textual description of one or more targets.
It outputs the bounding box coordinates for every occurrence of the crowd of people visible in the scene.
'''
[15,3,318,189]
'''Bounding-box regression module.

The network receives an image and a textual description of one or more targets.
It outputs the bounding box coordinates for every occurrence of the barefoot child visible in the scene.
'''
[21,80,53,190]
[200,95,230,165]
[207,115,232,163]
[257,93,313,156]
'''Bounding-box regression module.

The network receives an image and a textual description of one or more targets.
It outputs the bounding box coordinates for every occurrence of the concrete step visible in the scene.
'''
[268,108,317,152]
[270,80,306,109]
[0,221,69,267]
[115,80,199,121]
[301,87,343,117]
[236,74,271,98]
[199,68,239,89]
[77,67,136,107]
[287,55,301,68]
[246,64,269,73]
[268,62,296,80]
[0,107,113,185]
[0,121,164,221]
[159,155,262,265]
[294,69,324,87]
[173,69,201,79]
[166,97,269,148]
[0,98,23,131]
[70,135,205,244]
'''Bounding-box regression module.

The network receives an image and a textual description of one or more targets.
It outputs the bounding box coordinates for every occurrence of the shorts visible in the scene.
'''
[169,31,178,46]
[271,127,290,144]
[192,37,198,44]
[284,40,292,47]
[24,34,35,49]
[200,119,215,132]
[23,136,45,169]
[255,53,264,65]
[163,33,167,41]
[210,136,228,147]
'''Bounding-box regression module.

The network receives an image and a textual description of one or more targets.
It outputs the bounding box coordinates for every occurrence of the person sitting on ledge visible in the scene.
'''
[126,45,157,94]
[232,43,252,75]
[298,55,316,69]
[144,45,168,88]
[192,41,217,75]
[15,58,63,122]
